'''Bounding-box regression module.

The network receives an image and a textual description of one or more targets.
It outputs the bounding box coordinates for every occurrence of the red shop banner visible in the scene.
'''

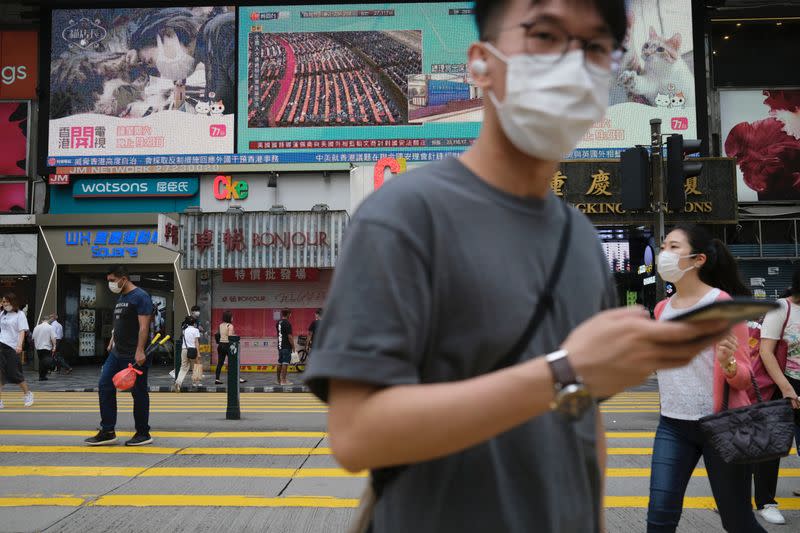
[222,268,320,283]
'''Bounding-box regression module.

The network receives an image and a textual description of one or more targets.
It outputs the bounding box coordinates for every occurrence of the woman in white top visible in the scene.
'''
[174,317,201,390]
[0,293,33,408]
[755,269,800,518]
[647,225,762,533]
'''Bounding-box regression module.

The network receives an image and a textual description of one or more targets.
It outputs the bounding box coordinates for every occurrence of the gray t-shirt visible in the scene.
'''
[305,157,617,533]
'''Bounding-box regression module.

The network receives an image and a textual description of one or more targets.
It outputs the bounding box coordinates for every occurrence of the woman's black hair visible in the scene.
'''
[672,224,751,297]
[222,311,233,323]
[2,292,20,312]
[791,269,800,298]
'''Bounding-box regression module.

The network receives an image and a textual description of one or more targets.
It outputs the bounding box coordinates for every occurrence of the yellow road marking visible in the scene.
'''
[604,497,800,510]
[0,429,657,439]
[0,497,85,507]
[89,495,360,508]
[607,447,798,455]
[606,468,800,477]
[4,495,798,510]
[0,466,366,478]
[179,447,332,456]
[0,445,333,455]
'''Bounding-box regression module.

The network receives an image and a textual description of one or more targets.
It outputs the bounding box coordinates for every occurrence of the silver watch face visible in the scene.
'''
[555,383,592,419]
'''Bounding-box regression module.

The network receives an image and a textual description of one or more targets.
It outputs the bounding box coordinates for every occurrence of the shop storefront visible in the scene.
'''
[0,233,37,317]
[180,210,347,369]
[36,214,195,364]
[552,158,738,308]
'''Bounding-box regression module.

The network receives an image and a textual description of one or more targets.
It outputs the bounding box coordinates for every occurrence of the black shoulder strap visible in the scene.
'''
[490,199,573,371]
[372,199,574,498]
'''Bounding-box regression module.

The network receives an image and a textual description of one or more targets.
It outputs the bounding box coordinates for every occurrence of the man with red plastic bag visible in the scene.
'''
[85,266,154,447]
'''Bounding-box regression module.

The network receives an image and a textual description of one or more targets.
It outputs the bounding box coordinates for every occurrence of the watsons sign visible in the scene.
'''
[72,177,198,198]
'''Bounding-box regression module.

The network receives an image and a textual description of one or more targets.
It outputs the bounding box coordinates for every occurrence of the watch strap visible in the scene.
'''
[546,349,578,386]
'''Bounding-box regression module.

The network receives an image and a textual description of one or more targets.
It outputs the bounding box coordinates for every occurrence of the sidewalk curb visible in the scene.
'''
[53,386,311,393]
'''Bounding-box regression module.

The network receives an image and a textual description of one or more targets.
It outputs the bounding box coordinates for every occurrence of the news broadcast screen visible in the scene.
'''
[46,6,236,170]
[237,3,480,164]
[44,1,698,173]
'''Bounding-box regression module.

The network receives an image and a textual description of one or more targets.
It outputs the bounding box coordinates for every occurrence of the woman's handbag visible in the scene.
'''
[699,373,795,464]
[186,347,198,360]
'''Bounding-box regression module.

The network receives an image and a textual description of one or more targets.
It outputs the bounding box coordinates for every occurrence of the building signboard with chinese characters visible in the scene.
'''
[551,158,738,224]
[72,177,198,198]
[222,268,320,283]
[157,214,180,253]
[39,227,179,265]
[64,228,160,259]
[180,211,349,269]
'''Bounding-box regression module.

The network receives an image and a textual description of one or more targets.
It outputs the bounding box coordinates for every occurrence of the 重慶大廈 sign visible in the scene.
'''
[552,158,738,224]
[72,177,198,198]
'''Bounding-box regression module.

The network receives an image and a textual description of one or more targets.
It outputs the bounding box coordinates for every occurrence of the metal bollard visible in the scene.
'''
[226,335,241,420]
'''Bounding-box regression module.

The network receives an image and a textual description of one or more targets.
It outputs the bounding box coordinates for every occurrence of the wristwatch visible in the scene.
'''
[546,349,593,420]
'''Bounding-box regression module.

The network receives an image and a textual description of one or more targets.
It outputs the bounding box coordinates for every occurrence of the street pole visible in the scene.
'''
[650,119,666,303]
[226,335,241,420]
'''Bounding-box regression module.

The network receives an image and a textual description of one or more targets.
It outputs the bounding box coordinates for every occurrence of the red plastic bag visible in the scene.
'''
[113,363,143,391]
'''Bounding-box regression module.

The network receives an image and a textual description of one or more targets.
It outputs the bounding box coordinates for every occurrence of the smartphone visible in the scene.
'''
[668,298,780,323]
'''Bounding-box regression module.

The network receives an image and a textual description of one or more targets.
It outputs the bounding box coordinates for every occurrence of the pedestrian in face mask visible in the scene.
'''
[304,2,733,532]
[649,225,765,532]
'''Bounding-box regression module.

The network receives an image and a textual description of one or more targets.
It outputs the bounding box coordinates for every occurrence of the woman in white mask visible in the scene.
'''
[648,224,763,533]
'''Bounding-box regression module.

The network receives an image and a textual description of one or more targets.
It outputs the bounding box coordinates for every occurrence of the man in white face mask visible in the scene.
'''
[306,2,732,531]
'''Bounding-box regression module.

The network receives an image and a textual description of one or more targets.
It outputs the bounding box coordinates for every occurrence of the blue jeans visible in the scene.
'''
[647,415,766,533]
[98,351,150,434]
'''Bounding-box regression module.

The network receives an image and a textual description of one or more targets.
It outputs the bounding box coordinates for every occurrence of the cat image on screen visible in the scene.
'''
[671,92,686,109]
[655,93,671,108]
[194,100,211,115]
[210,100,225,115]
[620,27,694,108]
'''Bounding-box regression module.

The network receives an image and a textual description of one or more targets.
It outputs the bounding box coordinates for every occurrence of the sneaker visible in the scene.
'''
[85,430,118,446]
[759,504,786,525]
[125,433,153,446]
[173,382,181,393]
[794,488,800,497]
[239,378,246,383]
[0,400,4,409]
[23,392,34,407]
[214,379,223,384]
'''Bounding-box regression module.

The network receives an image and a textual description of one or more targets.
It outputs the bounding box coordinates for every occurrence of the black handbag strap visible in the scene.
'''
[372,200,574,497]
[489,199,573,372]
[721,371,763,411]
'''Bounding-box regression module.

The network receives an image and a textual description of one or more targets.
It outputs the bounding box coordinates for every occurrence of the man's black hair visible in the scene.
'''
[107,265,129,278]
[191,305,201,312]
[281,309,291,318]
[475,0,628,45]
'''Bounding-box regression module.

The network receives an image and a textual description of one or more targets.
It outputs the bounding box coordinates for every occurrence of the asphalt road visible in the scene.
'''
[0,385,798,532]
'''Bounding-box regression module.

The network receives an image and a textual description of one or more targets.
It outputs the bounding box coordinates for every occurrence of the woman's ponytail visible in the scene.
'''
[673,224,751,297]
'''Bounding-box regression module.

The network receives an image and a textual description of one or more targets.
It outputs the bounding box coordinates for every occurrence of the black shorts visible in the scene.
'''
[0,343,25,384]
[278,347,292,365]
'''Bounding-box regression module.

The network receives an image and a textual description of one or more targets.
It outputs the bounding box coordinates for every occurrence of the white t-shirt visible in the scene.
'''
[183,326,200,349]
[657,288,721,420]
[761,298,800,379]
[51,320,64,340]
[32,322,55,351]
[0,310,30,350]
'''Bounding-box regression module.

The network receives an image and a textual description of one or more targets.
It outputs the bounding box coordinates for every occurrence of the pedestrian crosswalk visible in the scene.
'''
[1,392,799,532]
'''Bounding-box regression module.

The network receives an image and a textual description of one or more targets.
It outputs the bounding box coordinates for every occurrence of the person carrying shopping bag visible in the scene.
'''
[647,224,764,533]
[174,317,201,390]
[754,267,800,522]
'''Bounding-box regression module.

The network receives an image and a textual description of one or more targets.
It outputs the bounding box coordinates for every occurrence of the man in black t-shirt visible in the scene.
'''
[85,266,153,447]
[276,309,294,386]
[307,308,322,355]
